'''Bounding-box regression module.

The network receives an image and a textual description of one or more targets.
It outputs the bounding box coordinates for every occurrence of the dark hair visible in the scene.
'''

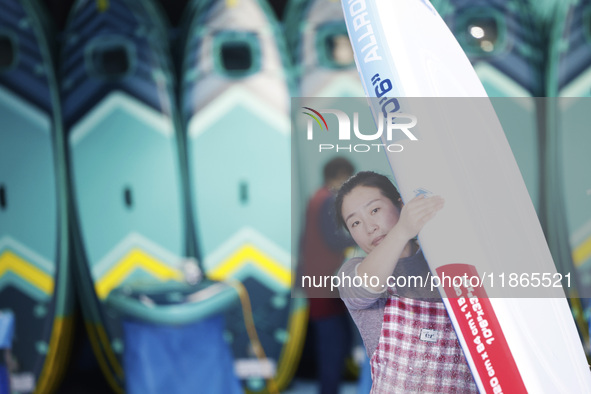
[323,157,354,184]
[334,171,402,230]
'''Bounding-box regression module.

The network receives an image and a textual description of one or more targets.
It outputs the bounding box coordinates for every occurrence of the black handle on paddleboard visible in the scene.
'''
[0,34,15,69]
[124,186,133,209]
[0,184,6,210]
[239,181,248,205]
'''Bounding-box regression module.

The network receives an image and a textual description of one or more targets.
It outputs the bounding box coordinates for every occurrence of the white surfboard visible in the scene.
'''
[341,0,591,392]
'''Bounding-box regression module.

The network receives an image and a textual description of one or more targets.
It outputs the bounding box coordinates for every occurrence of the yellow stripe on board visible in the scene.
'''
[0,250,54,294]
[35,316,74,394]
[225,0,238,7]
[573,236,591,267]
[95,248,184,299]
[96,0,109,12]
[274,304,309,392]
[208,244,291,288]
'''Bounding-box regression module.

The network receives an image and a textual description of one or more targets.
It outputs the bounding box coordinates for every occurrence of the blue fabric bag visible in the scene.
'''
[123,315,242,394]
[0,311,14,394]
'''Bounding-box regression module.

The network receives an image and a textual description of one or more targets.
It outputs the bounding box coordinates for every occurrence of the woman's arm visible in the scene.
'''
[356,195,444,292]
[338,257,384,309]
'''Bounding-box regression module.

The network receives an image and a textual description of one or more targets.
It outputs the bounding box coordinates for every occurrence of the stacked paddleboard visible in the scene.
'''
[431,0,544,211]
[548,0,591,330]
[432,0,591,350]
[284,0,364,98]
[341,0,591,392]
[434,0,590,350]
[284,0,368,382]
[60,0,189,391]
[0,0,73,393]
[284,0,391,215]
[180,0,305,391]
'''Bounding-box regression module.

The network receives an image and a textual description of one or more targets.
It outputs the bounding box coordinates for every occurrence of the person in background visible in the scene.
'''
[300,157,355,394]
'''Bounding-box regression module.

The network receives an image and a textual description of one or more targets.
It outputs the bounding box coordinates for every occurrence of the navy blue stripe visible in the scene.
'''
[557,3,591,90]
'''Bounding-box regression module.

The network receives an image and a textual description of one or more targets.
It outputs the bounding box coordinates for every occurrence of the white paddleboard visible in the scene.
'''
[341,0,591,392]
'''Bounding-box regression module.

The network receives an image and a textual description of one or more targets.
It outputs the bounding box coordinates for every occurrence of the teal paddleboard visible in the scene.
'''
[285,0,392,225]
[181,0,306,391]
[548,1,591,318]
[61,0,188,391]
[431,0,544,211]
[0,0,73,392]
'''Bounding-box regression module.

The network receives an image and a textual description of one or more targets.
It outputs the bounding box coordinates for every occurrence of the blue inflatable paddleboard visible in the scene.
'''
[431,0,544,211]
[552,0,591,281]
[285,0,392,225]
[0,0,73,392]
[547,0,591,343]
[181,0,305,391]
[61,0,187,391]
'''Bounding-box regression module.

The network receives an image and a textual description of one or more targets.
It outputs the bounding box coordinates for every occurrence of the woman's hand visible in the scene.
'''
[354,192,444,293]
[395,195,444,241]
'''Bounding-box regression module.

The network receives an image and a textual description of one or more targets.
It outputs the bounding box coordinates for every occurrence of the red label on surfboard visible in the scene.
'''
[436,264,527,394]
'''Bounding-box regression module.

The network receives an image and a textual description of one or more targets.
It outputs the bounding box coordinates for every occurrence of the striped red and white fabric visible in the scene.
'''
[370,290,477,393]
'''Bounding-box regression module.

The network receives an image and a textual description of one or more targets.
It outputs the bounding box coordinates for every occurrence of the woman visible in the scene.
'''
[336,171,477,393]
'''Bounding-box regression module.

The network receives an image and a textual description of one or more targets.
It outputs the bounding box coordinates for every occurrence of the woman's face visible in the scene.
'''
[341,185,400,254]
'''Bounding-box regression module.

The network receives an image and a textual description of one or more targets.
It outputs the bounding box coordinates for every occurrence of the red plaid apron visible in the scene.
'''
[370,291,478,393]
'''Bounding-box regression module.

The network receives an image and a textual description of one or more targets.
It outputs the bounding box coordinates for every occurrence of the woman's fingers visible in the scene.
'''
[400,195,444,235]
[416,204,443,226]
[405,195,444,216]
